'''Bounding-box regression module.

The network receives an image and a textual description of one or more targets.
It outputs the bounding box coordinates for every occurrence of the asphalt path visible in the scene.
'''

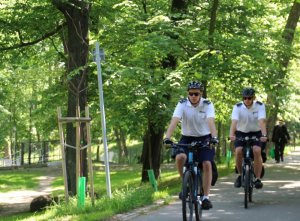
[129,147,300,221]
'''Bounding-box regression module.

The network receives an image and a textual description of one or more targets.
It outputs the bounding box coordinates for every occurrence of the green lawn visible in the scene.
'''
[0,168,44,192]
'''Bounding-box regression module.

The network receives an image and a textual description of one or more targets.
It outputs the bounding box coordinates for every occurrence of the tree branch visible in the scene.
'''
[0,22,66,51]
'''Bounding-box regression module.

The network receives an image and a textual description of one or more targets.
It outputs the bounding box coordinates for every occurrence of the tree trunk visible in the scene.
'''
[281,1,300,68]
[141,122,164,182]
[120,129,128,157]
[140,0,194,182]
[114,128,122,163]
[266,1,300,137]
[28,103,32,165]
[52,0,90,196]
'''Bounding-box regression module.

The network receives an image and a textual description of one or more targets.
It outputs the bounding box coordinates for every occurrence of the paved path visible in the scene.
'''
[1,148,299,220]
[113,147,300,221]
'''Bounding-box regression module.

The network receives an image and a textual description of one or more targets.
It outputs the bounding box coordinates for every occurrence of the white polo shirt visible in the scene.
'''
[231,101,266,133]
[173,98,215,137]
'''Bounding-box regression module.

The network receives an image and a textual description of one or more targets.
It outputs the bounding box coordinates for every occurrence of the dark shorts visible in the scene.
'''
[177,134,215,163]
[234,131,265,150]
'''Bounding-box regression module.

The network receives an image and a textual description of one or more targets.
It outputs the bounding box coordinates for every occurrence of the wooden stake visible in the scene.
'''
[76,105,81,197]
[86,106,95,205]
[57,107,69,203]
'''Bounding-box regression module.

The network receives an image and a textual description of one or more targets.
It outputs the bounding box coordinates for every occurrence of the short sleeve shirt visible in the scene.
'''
[231,101,266,133]
[173,98,215,137]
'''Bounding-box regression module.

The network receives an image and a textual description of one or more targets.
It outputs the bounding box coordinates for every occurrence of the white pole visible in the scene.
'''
[95,41,112,198]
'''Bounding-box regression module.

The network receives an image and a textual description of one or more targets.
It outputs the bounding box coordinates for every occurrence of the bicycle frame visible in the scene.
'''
[170,141,212,221]
[238,136,258,208]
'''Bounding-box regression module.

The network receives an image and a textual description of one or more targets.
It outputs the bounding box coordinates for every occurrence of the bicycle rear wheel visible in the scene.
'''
[182,171,194,221]
[195,173,203,221]
[244,164,250,209]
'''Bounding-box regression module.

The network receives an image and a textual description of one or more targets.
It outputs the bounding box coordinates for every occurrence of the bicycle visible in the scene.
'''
[236,136,259,209]
[168,141,214,221]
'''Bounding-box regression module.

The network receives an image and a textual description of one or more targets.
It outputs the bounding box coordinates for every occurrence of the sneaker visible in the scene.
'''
[254,179,263,189]
[234,175,242,188]
[202,199,213,210]
[179,189,189,200]
[179,192,183,200]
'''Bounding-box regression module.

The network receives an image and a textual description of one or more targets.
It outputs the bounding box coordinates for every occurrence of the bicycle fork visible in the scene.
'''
[194,167,202,205]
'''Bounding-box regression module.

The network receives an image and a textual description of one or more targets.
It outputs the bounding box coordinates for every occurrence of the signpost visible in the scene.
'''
[95,41,112,198]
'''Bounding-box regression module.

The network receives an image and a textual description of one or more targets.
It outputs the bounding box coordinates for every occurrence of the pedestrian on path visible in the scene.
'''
[272,119,290,163]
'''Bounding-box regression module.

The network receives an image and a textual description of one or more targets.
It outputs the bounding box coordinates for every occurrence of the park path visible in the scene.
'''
[112,146,300,221]
[0,165,61,216]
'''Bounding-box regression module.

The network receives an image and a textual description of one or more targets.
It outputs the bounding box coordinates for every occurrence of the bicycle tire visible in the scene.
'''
[244,164,250,209]
[249,166,253,202]
[182,171,194,221]
[195,173,203,221]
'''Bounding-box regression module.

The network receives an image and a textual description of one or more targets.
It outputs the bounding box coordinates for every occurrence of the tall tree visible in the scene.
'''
[266,0,300,137]
[52,0,90,195]
[140,0,191,182]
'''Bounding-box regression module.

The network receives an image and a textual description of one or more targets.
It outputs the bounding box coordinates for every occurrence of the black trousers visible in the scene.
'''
[274,141,286,162]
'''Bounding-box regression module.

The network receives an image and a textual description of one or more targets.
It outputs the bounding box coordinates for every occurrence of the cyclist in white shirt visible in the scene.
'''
[229,87,267,189]
[163,81,218,210]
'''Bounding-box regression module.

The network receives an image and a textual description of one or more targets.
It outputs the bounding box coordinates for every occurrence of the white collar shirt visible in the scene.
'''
[173,97,215,137]
[231,101,266,133]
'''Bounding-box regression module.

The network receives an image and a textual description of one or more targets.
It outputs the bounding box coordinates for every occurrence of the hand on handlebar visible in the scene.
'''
[229,135,236,141]
[260,136,268,142]
[163,138,173,146]
[210,137,219,144]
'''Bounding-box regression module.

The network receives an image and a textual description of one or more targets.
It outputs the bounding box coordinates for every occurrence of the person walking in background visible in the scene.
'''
[163,81,218,210]
[272,119,290,163]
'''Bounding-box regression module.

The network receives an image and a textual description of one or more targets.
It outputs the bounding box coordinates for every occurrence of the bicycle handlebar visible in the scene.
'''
[165,140,213,150]
[235,136,260,142]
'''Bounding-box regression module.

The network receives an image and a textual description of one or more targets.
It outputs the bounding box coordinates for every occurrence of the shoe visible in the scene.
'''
[179,192,183,200]
[202,199,213,210]
[234,175,241,188]
[276,160,280,163]
[179,189,189,200]
[254,179,263,189]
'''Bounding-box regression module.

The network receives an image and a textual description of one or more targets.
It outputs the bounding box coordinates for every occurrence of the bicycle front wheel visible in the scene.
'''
[195,173,203,221]
[182,171,194,221]
[244,164,250,209]
[249,166,254,202]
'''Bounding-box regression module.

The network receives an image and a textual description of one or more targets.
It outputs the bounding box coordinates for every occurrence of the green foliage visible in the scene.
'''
[0,0,299,179]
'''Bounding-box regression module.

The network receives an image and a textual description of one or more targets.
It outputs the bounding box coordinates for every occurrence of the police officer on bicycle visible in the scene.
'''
[163,81,218,210]
[229,87,267,189]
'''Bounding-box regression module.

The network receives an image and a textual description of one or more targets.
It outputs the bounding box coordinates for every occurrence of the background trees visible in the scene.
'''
[0,0,299,192]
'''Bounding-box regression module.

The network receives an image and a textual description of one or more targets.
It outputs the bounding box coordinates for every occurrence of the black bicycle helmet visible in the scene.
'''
[242,87,255,97]
[187,81,204,91]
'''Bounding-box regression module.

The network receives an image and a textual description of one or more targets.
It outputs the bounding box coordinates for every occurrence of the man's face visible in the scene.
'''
[243,96,254,107]
[188,89,202,104]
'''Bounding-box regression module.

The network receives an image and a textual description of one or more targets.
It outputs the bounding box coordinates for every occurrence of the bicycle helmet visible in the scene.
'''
[242,87,255,97]
[187,81,204,91]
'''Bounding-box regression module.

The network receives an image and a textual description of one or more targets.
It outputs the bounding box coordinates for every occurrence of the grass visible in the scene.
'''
[0,168,44,192]
[0,159,235,221]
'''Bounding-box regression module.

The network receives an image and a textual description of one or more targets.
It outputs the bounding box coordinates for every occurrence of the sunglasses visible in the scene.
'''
[243,97,253,100]
[189,92,200,97]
